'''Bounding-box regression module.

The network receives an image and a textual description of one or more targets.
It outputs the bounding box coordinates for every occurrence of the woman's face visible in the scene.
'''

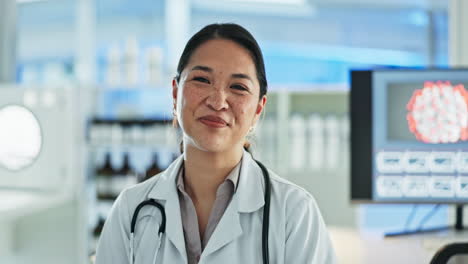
[173,38,266,154]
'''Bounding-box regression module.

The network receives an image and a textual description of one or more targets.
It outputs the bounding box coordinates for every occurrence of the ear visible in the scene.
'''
[252,95,267,125]
[172,78,178,102]
[172,79,180,128]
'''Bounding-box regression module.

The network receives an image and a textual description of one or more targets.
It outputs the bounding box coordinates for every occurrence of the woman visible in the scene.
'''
[95,23,336,264]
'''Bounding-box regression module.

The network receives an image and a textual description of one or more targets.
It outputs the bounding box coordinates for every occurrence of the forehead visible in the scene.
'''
[185,39,257,74]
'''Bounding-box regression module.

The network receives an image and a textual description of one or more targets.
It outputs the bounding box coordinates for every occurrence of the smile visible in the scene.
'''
[198,115,229,128]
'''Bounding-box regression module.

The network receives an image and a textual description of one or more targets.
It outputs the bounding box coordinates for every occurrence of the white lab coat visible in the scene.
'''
[95,150,337,264]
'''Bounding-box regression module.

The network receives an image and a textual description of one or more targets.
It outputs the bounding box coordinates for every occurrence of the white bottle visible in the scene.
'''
[111,124,123,145]
[165,123,178,149]
[89,123,100,146]
[258,117,274,165]
[123,37,140,86]
[289,114,306,171]
[110,149,123,197]
[325,115,339,170]
[130,124,144,145]
[144,46,163,86]
[308,114,324,170]
[341,115,350,168]
[269,117,278,166]
[105,45,122,87]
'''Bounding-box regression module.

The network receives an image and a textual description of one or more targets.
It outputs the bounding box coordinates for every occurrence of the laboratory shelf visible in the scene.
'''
[90,117,173,126]
[97,194,119,201]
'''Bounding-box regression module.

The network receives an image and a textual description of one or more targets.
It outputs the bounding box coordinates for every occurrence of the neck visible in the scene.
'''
[182,144,243,201]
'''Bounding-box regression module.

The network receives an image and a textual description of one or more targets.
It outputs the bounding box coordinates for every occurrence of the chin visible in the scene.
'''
[196,141,230,153]
[184,136,226,153]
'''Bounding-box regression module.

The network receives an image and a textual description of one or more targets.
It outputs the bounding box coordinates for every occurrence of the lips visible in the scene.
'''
[199,115,229,128]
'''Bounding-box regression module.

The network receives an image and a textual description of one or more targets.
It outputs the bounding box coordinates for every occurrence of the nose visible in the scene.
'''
[206,88,228,111]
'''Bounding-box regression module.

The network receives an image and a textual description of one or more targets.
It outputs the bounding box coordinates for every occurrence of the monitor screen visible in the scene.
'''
[351,69,468,203]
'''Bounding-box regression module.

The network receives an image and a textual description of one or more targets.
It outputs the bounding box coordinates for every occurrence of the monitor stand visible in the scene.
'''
[384,205,465,237]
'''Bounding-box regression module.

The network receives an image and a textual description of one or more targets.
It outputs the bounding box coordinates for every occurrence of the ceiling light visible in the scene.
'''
[16,0,48,4]
[228,0,307,4]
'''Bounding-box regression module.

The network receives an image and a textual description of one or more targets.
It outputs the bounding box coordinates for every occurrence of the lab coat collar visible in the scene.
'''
[147,149,266,258]
[148,149,265,212]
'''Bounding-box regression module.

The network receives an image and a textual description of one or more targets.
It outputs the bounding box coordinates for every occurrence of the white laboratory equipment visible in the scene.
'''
[0,85,90,264]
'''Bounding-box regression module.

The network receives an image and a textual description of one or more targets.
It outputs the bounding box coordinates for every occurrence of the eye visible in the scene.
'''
[231,84,249,92]
[193,76,210,84]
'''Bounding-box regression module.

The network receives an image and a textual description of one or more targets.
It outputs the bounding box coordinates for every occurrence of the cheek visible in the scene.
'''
[233,99,257,125]
[181,86,204,110]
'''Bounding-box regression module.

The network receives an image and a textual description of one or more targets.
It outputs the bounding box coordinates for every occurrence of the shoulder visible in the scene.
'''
[246,152,319,212]
[116,173,163,212]
[268,169,319,209]
[265,169,326,228]
[115,155,183,212]
[267,170,337,263]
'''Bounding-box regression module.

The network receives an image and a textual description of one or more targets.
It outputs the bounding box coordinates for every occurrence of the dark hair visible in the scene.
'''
[175,23,267,99]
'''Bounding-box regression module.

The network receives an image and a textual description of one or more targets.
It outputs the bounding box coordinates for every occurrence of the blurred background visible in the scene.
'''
[0,0,467,263]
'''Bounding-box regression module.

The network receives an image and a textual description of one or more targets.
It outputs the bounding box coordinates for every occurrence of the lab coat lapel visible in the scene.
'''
[237,150,265,213]
[202,150,265,257]
[148,156,187,262]
[202,194,242,257]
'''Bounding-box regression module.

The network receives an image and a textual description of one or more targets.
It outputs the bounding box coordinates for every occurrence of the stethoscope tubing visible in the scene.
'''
[131,199,166,235]
[255,160,271,264]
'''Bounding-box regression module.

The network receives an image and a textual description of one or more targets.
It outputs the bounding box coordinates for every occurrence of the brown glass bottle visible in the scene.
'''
[111,152,137,197]
[96,152,114,199]
[143,152,162,182]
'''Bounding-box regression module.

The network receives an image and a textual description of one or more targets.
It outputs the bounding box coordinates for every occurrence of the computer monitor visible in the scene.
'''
[351,68,468,204]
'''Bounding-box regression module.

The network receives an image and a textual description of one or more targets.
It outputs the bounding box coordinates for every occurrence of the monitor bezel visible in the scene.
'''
[350,68,468,204]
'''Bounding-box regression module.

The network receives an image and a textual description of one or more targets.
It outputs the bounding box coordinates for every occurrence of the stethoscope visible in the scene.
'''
[130,160,271,264]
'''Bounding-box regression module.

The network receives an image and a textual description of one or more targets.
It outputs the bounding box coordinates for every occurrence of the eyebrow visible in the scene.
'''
[231,73,253,82]
[191,65,213,72]
[190,65,254,83]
